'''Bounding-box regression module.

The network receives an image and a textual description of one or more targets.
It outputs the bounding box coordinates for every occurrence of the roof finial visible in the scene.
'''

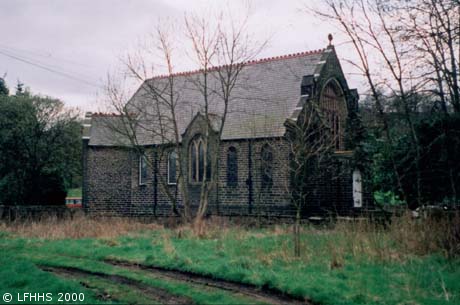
[328,33,334,47]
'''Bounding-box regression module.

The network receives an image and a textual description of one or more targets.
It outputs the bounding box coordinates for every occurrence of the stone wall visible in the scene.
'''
[213,138,292,216]
[0,205,76,220]
[84,146,133,216]
[83,137,371,218]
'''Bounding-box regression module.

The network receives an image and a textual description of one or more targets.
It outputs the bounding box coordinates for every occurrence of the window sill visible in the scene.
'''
[333,150,353,156]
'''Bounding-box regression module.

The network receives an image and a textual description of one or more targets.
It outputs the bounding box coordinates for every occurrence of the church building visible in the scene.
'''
[82,44,371,218]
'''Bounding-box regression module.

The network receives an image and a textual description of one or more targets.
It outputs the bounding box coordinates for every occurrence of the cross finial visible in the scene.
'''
[328,33,333,46]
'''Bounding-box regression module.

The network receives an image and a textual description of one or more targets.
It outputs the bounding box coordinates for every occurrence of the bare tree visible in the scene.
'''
[284,102,338,257]
[311,0,444,207]
[396,0,460,113]
[103,8,267,225]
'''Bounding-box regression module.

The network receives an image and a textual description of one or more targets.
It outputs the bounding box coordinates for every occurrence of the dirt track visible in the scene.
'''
[105,259,312,305]
[41,266,192,305]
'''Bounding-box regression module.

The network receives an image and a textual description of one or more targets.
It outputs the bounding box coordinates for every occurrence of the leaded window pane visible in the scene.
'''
[168,151,177,184]
[319,81,347,150]
[227,147,238,187]
[206,150,212,180]
[261,144,273,188]
[198,141,204,182]
[191,143,197,181]
[139,155,148,185]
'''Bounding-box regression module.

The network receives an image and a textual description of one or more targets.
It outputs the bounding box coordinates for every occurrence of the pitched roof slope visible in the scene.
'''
[88,48,331,146]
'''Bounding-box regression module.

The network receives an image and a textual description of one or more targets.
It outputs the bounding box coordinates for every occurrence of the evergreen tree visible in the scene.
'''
[15,81,26,96]
[0,78,8,96]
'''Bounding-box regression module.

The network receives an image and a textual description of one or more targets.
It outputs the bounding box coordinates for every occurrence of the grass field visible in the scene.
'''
[0,215,459,305]
[66,188,82,198]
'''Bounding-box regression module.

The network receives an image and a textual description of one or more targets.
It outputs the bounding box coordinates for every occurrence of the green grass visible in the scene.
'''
[0,234,264,304]
[1,221,459,305]
[0,254,107,304]
[66,188,82,198]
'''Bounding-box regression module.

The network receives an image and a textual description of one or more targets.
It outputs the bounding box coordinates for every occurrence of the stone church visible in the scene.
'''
[82,44,371,218]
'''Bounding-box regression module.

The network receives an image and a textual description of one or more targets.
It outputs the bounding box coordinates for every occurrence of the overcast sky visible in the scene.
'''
[0,0,357,112]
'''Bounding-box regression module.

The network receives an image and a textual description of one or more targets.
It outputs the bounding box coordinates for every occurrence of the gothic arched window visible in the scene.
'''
[227,146,238,187]
[189,137,208,183]
[319,80,348,150]
[168,150,177,185]
[260,144,273,188]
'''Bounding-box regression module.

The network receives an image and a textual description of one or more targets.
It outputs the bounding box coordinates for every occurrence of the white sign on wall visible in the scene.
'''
[353,169,362,208]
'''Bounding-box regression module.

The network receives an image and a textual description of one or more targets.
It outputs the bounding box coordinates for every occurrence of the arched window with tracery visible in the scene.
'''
[319,80,348,150]
[227,146,238,187]
[260,144,273,188]
[189,137,209,183]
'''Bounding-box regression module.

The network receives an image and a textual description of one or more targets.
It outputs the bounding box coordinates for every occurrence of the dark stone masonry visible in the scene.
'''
[82,46,373,218]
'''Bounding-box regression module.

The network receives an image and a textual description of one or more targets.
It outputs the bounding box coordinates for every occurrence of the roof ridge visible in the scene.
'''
[151,48,326,80]
[92,112,124,117]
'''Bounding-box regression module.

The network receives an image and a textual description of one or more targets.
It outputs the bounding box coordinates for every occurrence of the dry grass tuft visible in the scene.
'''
[271,224,291,236]
[0,214,162,239]
[389,212,460,259]
[171,216,234,240]
[162,232,177,256]
[326,211,460,261]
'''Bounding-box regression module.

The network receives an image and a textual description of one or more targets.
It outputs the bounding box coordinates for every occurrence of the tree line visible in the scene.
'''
[0,79,81,206]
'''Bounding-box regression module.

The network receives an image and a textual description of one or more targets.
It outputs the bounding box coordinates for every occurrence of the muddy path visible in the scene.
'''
[40,265,192,305]
[105,259,312,305]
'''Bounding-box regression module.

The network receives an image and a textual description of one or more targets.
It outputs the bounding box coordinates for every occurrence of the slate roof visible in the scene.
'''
[87,48,333,146]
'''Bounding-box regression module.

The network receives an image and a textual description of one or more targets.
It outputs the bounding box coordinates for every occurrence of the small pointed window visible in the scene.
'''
[227,147,238,187]
[139,154,148,185]
[261,144,273,188]
[168,150,177,185]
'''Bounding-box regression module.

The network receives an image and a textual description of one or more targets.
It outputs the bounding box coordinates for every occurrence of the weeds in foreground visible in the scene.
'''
[1,211,459,261]
[174,212,460,263]
[1,213,458,305]
[390,212,460,259]
[0,215,162,239]
[304,212,460,263]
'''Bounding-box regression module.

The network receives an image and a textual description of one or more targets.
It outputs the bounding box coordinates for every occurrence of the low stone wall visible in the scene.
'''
[0,205,79,221]
[85,201,375,221]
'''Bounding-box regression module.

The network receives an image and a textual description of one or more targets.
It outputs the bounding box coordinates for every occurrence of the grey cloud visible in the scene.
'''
[0,0,357,110]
